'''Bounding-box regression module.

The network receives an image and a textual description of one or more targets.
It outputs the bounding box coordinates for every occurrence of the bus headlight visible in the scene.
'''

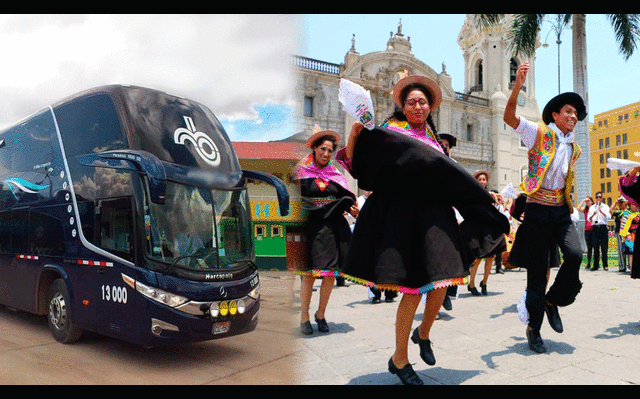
[122,273,188,308]
[247,286,259,300]
[236,299,246,314]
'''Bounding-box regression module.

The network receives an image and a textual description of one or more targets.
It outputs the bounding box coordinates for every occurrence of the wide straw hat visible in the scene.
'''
[473,169,490,181]
[305,125,341,148]
[392,72,442,111]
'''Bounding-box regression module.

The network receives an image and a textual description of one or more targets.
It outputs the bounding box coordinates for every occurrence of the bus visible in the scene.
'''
[0,85,289,347]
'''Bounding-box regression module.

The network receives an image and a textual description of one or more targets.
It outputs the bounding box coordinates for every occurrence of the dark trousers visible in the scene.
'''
[522,203,583,332]
[616,230,627,271]
[584,228,594,266]
[592,225,609,269]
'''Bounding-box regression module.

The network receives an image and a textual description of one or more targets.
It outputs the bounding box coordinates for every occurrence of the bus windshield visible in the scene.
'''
[145,180,252,271]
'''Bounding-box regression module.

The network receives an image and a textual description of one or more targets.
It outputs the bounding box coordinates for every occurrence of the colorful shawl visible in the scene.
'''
[293,153,354,195]
[382,117,444,154]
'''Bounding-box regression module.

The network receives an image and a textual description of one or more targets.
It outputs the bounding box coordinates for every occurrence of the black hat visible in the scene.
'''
[542,92,587,125]
[439,133,457,148]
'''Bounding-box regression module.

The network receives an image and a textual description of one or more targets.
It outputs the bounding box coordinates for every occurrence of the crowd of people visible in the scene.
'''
[291,62,640,385]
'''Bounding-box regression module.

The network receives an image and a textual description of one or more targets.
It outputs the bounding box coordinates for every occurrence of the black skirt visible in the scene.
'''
[295,178,355,276]
[619,177,640,279]
[345,190,471,293]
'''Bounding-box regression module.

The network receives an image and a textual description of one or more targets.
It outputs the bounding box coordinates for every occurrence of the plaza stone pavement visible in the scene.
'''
[292,266,640,385]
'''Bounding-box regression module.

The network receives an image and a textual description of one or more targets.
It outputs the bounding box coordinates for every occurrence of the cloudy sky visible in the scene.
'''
[0,14,299,142]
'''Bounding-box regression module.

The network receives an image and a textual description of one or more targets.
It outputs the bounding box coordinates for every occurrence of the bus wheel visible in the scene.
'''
[48,279,83,344]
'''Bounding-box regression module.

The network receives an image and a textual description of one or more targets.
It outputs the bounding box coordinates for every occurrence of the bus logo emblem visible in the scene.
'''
[174,116,221,167]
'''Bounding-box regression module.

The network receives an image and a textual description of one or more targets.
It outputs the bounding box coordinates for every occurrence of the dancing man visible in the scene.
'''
[504,62,585,353]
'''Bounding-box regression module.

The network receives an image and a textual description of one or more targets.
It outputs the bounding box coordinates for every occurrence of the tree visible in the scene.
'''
[475,14,640,60]
[475,14,640,204]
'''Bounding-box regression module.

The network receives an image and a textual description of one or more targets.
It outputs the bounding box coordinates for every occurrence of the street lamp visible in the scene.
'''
[542,15,569,94]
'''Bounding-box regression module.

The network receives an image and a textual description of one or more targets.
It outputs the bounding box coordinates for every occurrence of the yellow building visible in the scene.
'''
[590,101,640,206]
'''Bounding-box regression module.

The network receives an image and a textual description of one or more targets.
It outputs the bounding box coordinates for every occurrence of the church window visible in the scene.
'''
[303,96,314,117]
[509,59,518,85]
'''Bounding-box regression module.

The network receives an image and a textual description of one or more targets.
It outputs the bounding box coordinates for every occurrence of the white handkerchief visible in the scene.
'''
[517,291,529,325]
[501,182,518,199]
[607,158,640,173]
[338,79,375,130]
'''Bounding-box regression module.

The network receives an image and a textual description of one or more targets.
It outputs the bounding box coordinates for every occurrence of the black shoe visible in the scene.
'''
[545,303,563,333]
[385,291,398,302]
[300,320,313,335]
[411,328,436,366]
[468,284,481,296]
[388,357,423,385]
[480,281,488,295]
[526,328,546,353]
[590,266,599,271]
[314,313,329,333]
[442,295,452,311]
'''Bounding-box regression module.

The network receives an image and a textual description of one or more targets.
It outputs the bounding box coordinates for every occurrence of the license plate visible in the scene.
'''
[213,321,231,335]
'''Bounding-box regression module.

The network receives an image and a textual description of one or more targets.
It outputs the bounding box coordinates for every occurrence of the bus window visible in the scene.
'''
[0,211,10,253]
[54,93,127,159]
[216,190,252,267]
[0,182,17,210]
[144,180,251,270]
[0,108,56,206]
[96,197,133,261]
[9,110,54,176]
[9,209,29,254]
[73,167,134,262]
[28,210,65,256]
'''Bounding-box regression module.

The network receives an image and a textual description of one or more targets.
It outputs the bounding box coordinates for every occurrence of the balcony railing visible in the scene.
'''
[292,55,340,75]
[455,92,489,107]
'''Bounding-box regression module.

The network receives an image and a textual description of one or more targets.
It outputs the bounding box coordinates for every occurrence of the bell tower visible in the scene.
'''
[457,14,540,188]
[457,14,539,112]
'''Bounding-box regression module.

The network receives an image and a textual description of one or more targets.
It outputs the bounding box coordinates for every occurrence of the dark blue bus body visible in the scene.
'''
[0,85,288,347]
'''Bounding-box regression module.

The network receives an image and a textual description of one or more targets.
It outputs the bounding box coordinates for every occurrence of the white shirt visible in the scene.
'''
[587,202,611,226]
[571,207,580,227]
[514,116,575,191]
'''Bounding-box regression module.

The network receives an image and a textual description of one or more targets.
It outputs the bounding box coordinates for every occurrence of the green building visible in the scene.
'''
[233,141,307,270]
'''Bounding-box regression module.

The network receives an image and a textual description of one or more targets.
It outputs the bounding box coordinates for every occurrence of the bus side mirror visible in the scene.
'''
[242,169,290,216]
[0,140,5,149]
[76,150,166,204]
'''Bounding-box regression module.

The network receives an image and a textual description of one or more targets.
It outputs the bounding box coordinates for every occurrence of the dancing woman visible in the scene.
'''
[336,73,508,384]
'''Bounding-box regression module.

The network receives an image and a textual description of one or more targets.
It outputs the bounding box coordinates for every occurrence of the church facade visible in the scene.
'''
[292,15,544,194]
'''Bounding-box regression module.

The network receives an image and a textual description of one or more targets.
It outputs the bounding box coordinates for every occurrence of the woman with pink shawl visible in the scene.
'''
[293,126,357,336]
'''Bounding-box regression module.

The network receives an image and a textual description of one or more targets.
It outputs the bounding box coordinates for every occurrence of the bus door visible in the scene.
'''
[75,194,139,340]
[75,150,163,339]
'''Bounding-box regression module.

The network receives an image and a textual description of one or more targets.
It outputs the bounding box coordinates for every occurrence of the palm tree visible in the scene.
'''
[475,14,640,204]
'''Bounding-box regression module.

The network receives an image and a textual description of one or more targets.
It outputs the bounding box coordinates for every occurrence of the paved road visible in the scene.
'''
[294,265,640,385]
[0,271,298,384]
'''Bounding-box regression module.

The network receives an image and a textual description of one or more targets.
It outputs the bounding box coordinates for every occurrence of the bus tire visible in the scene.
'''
[47,279,83,344]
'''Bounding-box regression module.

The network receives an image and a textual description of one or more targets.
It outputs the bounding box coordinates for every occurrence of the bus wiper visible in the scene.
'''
[163,249,217,273]
[164,255,196,273]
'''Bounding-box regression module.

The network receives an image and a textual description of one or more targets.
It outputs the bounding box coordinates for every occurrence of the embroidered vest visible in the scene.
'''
[519,122,581,212]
